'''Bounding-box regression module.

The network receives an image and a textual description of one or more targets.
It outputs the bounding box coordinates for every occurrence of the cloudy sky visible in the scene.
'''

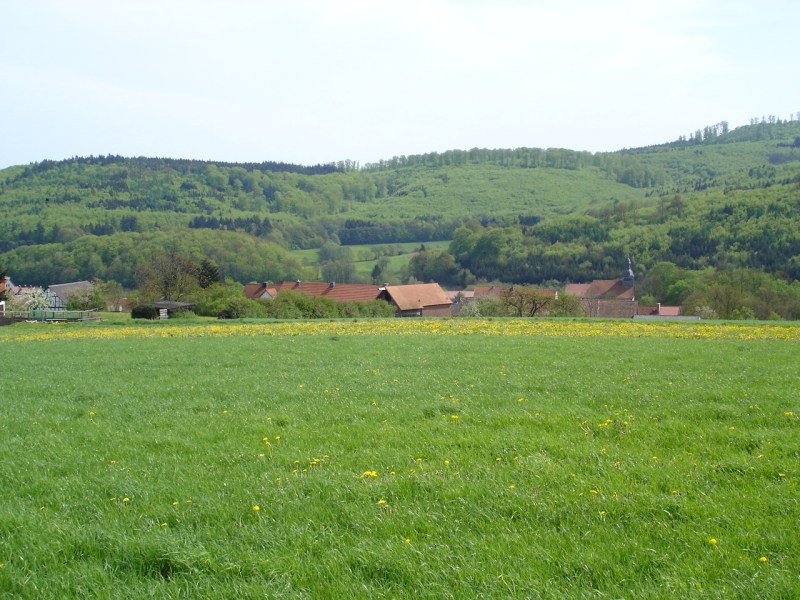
[2,0,798,169]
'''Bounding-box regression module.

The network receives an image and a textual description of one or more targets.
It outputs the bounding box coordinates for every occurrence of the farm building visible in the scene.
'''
[244,281,384,303]
[44,281,94,310]
[380,283,452,317]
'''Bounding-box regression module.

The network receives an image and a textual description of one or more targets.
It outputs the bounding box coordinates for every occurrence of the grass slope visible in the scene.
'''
[1,320,798,597]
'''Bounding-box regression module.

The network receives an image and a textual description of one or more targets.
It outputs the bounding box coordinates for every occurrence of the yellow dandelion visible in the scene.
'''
[784,411,795,417]
[377,499,387,505]
[451,415,459,420]
[160,522,168,528]
[404,538,411,545]
[759,556,768,563]
[122,497,130,503]
[709,538,717,545]
[444,460,450,466]
[361,470,378,478]
[252,505,260,511]
[172,501,179,507]
[508,484,515,489]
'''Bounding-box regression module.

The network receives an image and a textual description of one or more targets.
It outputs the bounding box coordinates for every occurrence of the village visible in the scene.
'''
[1,258,691,324]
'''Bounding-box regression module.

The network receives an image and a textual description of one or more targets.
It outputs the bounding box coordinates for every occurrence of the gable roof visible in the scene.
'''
[47,281,93,303]
[245,281,384,303]
[565,279,634,300]
[383,283,451,310]
[276,281,383,302]
[243,282,279,300]
[473,285,503,297]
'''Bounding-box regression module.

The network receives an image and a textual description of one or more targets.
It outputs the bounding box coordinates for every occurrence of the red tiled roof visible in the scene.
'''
[473,285,503,297]
[243,283,279,300]
[383,283,451,310]
[273,281,383,302]
[446,290,474,301]
[565,279,634,300]
[564,283,591,297]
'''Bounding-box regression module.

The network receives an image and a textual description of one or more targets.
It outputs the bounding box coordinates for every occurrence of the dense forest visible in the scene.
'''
[1,117,799,318]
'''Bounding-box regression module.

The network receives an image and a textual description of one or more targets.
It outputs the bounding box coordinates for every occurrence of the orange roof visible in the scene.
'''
[473,285,503,297]
[565,279,634,300]
[243,283,279,300]
[384,283,451,310]
[658,305,682,316]
[274,281,383,302]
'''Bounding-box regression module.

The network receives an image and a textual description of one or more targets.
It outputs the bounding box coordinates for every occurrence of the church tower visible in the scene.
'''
[622,257,635,289]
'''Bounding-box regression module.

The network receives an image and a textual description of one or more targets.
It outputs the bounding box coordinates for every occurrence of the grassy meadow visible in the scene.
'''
[0,318,798,598]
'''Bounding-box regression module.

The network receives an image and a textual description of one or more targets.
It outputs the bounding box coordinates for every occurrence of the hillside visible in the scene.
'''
[1,120,799,302]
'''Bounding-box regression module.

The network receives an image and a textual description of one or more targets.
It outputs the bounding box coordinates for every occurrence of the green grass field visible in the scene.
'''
[1,319,798,598]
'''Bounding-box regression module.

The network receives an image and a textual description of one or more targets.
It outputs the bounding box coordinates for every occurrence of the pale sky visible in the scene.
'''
[2,0,798,169]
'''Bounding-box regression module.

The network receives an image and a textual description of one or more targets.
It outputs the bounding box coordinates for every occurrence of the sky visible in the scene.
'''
[2,0,798,169]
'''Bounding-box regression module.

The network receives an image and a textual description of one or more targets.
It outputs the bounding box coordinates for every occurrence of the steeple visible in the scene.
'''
[622,257,634,289]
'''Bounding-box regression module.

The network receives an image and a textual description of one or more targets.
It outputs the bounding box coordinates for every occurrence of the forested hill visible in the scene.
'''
[1,119,799,305]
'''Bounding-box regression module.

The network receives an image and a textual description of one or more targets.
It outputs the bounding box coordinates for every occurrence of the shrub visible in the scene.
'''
[131,304,158,319]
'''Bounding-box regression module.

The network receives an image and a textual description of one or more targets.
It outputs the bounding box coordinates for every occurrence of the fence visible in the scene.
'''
[0,309,102,325]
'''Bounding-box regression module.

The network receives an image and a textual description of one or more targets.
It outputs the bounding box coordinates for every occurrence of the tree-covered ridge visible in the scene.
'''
[1,119,799,312]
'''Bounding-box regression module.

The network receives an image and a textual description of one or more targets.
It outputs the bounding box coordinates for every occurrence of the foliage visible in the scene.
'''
[260,290,395,319]
[130,304,158,319]
[194,281,267,319]
[1,119,800,315]
[500,286,556,317]
[135,251,201,302]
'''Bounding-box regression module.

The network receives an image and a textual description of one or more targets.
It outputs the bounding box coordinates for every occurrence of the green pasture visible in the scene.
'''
[288,240,452,281]
[1,323,798,597]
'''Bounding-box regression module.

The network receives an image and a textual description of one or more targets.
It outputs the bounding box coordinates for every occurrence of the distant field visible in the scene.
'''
[288,240,452,282]
[1,318,798,597]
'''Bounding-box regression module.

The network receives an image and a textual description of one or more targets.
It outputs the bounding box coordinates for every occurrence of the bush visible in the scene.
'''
[131,304,158,319]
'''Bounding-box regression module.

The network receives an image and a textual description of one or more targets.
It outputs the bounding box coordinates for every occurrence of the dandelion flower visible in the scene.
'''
[122,497,130,503]
[451,415,459,420]
[160,522,168,528]
[709,538,717,545]
[759,556,768,563]
[252,505,260,511]
[377,499,387,505]
[361,470,378,478]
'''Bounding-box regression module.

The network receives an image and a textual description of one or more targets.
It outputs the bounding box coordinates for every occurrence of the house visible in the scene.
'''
[0,275,16,298]
[245,280,385,303]
[243,281,280,300]
[44,281,94,310]
[564,258,638,318]
[380,283,452,317]
[473,285,504,299]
